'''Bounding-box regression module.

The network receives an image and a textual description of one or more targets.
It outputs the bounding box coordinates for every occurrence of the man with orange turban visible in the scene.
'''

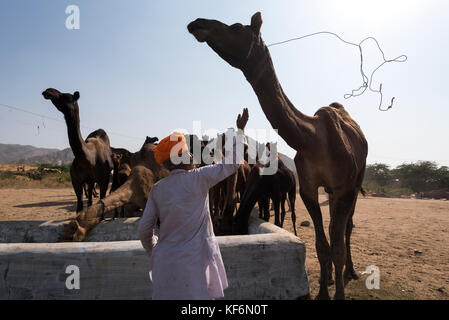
[138,108,249,300]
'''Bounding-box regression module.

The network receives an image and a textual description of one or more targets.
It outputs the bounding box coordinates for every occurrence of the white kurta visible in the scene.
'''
[138,130,245,300]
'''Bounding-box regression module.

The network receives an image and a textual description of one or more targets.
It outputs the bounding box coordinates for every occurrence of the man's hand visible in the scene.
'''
[236,108,249,131]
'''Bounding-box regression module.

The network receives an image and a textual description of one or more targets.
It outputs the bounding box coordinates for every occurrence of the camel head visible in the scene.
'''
[145,136,159,145]
[233,162,266,234]
[42,88,80,115]
[188,12,264,69]
[111,153,122,166]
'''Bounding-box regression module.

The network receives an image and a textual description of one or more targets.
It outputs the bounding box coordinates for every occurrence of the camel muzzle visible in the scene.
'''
[187,19,211,43]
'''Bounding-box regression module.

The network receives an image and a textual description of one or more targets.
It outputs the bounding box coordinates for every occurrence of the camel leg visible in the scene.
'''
[258,197,269,221]
[280,192,287,227]
[272,193,281,227]
[329,190,356,300]
[87,183,94,207]
[83,184,89,198]
[344,195,359,284]
[73,181,84,213]
[288,188,297,236]
[260,197,270,221]
[264,199,270,221]
[258,199,263,219]
[300,187,331,300]
[98,177,109,221]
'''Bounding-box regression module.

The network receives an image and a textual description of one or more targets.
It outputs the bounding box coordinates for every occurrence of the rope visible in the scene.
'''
[267,31,407,111]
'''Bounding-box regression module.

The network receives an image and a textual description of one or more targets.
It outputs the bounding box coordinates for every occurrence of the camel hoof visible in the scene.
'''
[344,269,359,284]
[315,292,331,300]
[333,293,345,300]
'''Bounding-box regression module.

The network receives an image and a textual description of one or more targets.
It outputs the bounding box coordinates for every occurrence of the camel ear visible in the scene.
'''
[73,91,80,101]
[250,12,263,35]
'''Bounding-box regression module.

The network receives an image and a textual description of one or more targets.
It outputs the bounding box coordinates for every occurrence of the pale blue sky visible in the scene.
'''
[0,0,448,167]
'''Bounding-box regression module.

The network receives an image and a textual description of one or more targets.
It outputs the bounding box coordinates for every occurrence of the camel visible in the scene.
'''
[208,132,251,235]
[234,157,297,236]
[188,12,368,300]
[109,138,159,219]
[59,139,169,241]
[110,137,158,193]
[42,89,113,213]
[110,147,133,192]
[266,142,294,212]
[144,136,159,145]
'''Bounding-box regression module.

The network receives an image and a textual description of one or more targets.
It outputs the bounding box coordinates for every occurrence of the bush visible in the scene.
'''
[0,171,15,180]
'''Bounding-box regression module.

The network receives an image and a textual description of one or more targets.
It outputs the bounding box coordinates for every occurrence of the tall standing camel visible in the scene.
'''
[42,89,113,213]
[188,12,368,300]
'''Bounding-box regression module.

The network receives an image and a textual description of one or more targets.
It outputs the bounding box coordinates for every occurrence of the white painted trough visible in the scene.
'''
[0,217,309,300]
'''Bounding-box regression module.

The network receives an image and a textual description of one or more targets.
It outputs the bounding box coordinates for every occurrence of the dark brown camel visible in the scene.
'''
[42,89,113,214]
[188,12,368,300]
[209,131,251,235]
[234,157,297,236]
[110,147,133,193]
[265,142,294,215]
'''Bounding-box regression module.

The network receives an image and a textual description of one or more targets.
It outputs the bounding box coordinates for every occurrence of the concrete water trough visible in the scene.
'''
[0,217,309,300]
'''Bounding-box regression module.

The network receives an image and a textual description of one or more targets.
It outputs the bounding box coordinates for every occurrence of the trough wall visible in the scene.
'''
[0,217,309,300]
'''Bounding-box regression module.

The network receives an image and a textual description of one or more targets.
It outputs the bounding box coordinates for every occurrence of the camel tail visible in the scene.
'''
[360,187,366,197]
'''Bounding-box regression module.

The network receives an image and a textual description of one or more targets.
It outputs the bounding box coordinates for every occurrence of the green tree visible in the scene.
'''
[364,163,391,192]
[392,161,440,192]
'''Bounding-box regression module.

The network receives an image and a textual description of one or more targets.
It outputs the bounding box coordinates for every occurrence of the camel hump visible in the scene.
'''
[329,102,344,109]
[86,128,111,147]
[86,129,108,140]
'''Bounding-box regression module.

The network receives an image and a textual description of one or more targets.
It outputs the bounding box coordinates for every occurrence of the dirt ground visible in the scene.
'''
[0,188,448,300]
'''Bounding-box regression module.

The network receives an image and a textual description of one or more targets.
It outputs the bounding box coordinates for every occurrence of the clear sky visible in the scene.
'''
[0,0,448,168]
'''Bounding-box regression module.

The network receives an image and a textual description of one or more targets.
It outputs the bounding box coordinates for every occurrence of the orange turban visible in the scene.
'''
[154,132,189,164]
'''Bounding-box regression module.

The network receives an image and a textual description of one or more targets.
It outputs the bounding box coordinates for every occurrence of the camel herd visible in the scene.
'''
[41,12,367,300]
[42,87,297,236]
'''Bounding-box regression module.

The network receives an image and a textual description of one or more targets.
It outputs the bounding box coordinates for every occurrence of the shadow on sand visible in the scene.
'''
[14,200,76,212]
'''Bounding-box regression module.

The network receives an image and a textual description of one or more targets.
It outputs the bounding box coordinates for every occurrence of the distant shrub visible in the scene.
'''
[0,171,15,180]
[57,171,72,183]
[38,163,71,173]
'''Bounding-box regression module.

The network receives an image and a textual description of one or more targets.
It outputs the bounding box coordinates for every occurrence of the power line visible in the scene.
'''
[0,102,143,141]
[267,31,407,111]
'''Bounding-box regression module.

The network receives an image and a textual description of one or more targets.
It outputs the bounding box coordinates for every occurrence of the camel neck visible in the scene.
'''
[63,109,88,161]
[242,44,315,151]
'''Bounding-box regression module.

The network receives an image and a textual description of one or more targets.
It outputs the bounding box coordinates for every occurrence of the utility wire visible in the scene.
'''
[0,102,143,141]
[267,31,407,111]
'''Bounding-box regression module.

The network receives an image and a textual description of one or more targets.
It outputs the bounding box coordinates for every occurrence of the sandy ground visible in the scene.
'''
[0,188,448,300]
